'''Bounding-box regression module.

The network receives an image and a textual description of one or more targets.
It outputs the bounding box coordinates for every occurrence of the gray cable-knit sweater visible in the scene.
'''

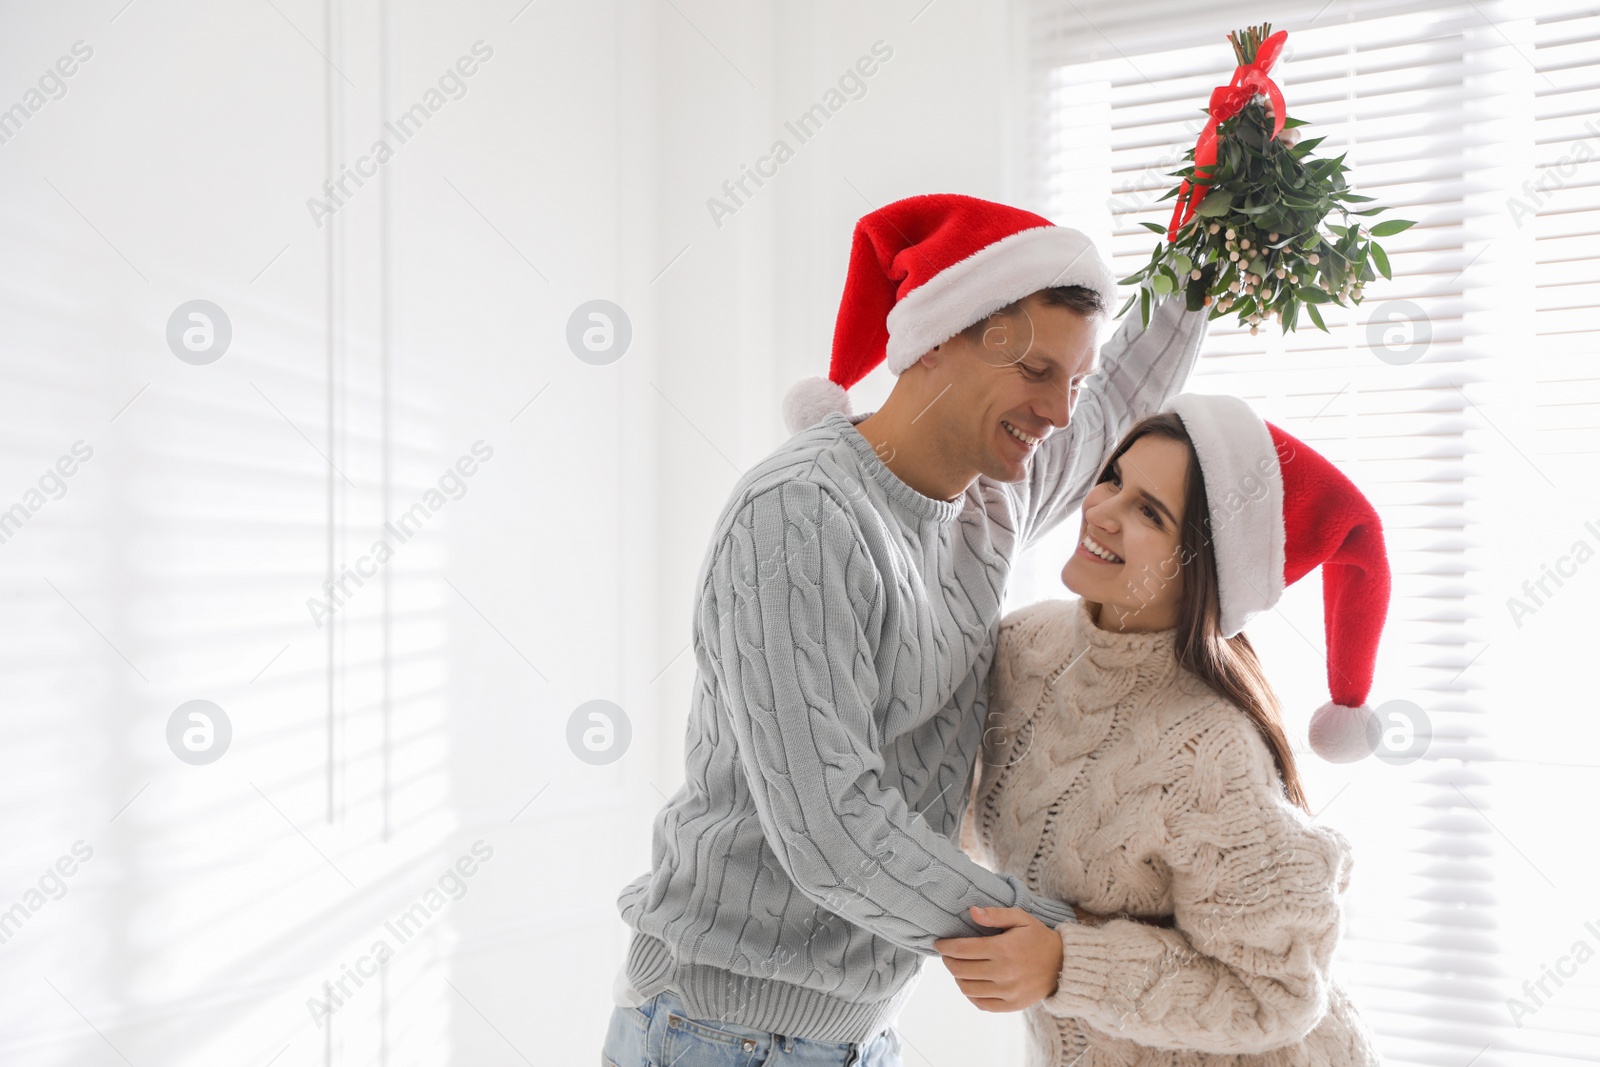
[613,296,1208,1044]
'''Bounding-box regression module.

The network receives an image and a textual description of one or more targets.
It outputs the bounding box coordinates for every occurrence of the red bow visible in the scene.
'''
[1166,30,1289,242]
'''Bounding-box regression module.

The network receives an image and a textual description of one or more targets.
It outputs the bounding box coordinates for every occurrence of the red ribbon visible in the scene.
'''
[1166,29,1289,242]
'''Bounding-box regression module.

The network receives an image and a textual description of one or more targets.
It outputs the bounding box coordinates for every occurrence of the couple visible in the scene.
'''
[603,194,1387,1066]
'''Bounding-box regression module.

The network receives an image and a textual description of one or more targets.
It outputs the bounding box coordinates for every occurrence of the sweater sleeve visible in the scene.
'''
[703,478,1078,956]
[1038,712,1355,1054]
[1012,295,1208,553]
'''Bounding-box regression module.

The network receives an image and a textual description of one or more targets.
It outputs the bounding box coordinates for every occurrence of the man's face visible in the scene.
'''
[928,295,1100,483]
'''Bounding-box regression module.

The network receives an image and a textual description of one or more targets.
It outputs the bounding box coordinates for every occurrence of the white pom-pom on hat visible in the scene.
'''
[1307,701,1379,764]
[783,375,852,436]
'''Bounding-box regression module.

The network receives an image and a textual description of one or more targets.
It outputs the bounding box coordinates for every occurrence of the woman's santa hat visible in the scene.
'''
[783,193,1118,435]
[1163,392,1392,764]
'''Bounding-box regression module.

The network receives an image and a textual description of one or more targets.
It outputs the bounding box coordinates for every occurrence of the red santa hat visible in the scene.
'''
[783,193,1118,436]
[1162,392,1392,763]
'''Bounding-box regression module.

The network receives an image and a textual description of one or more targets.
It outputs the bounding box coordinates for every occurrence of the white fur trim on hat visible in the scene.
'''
[1308,700,1379,763]
[783,375,852,435]
[1165,393,1286,637]
[882,226,1117,375]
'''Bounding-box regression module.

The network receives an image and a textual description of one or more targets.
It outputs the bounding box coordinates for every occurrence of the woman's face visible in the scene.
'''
[1060,433,1191,632]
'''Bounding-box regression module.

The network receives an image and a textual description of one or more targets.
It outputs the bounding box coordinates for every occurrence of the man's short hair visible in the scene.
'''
[956,284,1105,346]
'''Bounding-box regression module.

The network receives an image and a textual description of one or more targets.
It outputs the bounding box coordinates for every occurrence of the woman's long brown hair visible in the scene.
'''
[1092,412,1310,813]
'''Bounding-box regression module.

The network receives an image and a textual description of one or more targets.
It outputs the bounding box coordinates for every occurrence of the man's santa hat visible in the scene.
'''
[783,193,1118,435]
[1163,392,1392,763]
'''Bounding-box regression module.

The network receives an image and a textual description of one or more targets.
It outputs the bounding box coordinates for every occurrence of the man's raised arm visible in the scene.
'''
[701,478,1077,955]
[1014,295,1209,551]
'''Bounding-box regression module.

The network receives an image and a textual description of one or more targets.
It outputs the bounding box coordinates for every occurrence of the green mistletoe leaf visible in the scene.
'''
[1195,190,1234,217]
[1369,219,1415,237]
[1370,242,1392,280]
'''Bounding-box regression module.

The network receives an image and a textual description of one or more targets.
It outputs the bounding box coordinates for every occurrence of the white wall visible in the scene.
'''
[0,1,1040,1063]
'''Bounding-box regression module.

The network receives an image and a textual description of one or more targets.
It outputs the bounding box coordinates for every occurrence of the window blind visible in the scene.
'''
[0,10,464,1056]
[1015,2,1600,1063]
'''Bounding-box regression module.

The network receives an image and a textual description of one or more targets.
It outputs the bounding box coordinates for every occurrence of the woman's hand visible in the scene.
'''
[932,905,1064,1012]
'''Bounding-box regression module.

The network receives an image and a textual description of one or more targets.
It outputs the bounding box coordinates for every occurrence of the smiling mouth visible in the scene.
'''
[1002,420,1042,448]
[1079,532,1124,564]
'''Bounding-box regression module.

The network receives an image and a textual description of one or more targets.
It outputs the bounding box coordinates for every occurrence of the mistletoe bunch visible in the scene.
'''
[1118,24,1414,335]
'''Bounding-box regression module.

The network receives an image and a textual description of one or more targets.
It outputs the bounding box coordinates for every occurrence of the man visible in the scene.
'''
[603,193,1210,1067]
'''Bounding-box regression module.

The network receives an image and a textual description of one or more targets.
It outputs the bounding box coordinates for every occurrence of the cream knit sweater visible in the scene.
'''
[961,596,1384,1066]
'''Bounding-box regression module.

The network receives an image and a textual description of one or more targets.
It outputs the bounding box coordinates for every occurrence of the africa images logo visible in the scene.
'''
[305,41,494,228]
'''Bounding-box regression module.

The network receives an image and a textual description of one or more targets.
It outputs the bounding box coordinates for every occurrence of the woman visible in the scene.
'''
[946,392,1387,1065]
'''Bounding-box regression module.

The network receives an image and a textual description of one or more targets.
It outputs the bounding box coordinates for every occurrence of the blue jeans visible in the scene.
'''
[601,988,903,1067]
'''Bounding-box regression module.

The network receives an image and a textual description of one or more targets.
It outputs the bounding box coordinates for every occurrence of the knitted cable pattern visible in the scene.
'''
[613,296,1211,1043]
[964,597,1385,1066]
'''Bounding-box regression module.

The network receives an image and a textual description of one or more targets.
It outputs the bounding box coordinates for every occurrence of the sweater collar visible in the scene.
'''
[829,410,965,525]
[1067,596,1181,704]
